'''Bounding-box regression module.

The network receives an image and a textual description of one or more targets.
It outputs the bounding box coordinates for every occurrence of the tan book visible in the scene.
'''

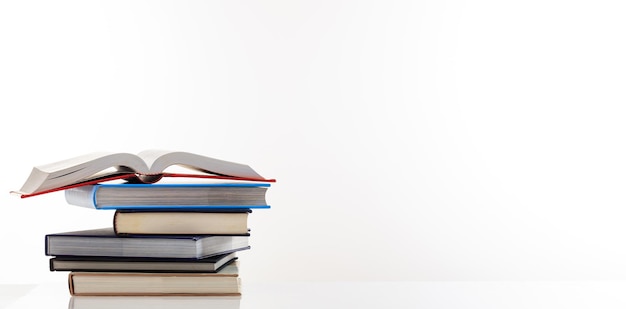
[69,295,241,309]
[68,262,241,296]
[114,210,251,235]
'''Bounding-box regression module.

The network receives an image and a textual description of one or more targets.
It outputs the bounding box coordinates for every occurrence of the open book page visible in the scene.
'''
[15,152,149,196]
[137,150,264,180]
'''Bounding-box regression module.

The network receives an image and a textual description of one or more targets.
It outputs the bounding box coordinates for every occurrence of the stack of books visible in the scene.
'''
[12,150,275,296]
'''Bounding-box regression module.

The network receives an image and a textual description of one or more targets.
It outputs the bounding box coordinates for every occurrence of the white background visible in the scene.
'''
[1,0,625,284]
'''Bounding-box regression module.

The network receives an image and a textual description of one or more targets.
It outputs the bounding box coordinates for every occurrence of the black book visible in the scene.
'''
[50,252,238,273]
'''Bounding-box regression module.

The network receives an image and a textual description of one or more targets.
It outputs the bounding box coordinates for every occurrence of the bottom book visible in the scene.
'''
[69,295,242,309]
[68,262,241,296]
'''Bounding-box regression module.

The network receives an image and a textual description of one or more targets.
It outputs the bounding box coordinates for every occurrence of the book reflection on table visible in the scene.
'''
[68,295,241,309]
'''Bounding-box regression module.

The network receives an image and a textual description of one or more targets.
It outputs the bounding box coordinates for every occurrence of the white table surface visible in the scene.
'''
[2,280,626,309]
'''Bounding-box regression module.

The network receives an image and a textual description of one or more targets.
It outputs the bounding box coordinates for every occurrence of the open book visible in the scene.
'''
[12,149,275,198]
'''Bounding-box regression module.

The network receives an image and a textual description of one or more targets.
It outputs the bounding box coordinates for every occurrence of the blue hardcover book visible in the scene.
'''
[65,183,271,210]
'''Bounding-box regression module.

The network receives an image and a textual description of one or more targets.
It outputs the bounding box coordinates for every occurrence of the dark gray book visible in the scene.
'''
[45,228,250,259]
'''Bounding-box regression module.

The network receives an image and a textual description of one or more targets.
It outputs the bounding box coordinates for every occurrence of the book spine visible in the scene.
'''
[112,210,120,235]
[68,273,76,295]
[64,186,99,209]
